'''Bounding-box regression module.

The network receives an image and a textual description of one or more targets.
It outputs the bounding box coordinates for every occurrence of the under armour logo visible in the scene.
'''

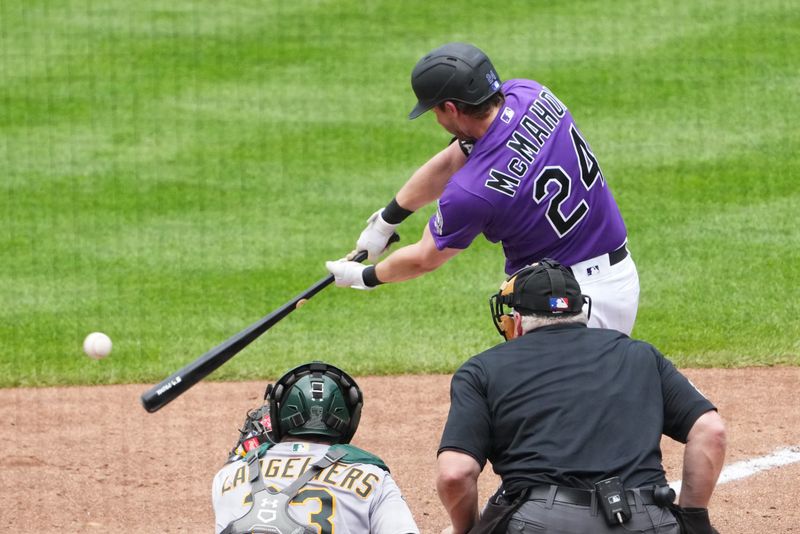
[586,265,600,276]
[257,496,279,523]
[260,496,279,509]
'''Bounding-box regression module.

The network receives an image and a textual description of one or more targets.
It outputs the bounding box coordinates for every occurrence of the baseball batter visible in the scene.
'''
[327,42,639,335]
[212,362,419,534]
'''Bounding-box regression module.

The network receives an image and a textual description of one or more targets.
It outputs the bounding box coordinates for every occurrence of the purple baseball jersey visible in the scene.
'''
[429,79,628,274]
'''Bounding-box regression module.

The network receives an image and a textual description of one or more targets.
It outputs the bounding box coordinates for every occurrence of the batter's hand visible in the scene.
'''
[325,259,374,290]
[357,209,399,262]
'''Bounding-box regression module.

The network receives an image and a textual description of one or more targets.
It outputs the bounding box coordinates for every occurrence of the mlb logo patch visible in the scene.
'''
[550,297,569,311]
[500,107,515,123]
[291,443,308,453]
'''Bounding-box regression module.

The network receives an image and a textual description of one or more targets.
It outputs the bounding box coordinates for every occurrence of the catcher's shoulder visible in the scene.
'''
[222,441,274,466]
[331,443,390,472]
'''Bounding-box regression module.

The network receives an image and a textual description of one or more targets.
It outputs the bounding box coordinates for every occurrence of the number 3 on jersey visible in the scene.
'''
[533,125,604,237]
[291,488,335,534]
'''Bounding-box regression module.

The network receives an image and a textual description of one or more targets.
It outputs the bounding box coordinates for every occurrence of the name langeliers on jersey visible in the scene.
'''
[485,88,567,197]
[220,455,380,499]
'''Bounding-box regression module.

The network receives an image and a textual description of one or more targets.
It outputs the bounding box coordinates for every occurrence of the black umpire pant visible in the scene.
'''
[506,486,679,533]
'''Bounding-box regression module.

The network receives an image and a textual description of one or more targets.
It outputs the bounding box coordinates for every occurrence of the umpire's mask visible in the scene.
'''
[490,258,591,340]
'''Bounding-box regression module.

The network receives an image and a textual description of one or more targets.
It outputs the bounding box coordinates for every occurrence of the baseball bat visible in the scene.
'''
[140,237,398,413]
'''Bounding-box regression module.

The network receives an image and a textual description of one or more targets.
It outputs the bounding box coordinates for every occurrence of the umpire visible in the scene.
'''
[436,259,726,534]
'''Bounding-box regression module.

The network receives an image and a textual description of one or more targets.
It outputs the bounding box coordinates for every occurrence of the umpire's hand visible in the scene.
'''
[672,506,719,534]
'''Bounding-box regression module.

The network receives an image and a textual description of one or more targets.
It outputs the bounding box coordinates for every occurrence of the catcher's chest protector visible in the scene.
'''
[221,447,346,534]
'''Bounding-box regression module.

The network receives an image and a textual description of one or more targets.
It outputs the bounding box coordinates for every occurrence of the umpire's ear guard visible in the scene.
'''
[490,265,534,340]
[498,314,517,340]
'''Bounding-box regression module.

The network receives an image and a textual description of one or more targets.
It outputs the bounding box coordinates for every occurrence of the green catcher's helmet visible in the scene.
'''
[267,362,363,444]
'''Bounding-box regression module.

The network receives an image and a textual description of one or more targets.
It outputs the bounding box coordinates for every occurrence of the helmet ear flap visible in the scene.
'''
[330,371,363,444]
[347,384,360,406]
[342,393,362,444]
[266,384,281,443]
[266,379,292,443]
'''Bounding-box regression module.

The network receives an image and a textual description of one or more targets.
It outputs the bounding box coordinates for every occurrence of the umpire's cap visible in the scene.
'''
[408,43,502,119]
[498,259,586,316]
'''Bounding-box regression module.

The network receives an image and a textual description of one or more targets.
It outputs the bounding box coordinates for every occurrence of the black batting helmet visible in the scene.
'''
[408,42,502,119]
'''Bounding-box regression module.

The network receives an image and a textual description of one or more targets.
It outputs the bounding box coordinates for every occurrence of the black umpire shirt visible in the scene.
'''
[439,323,716,495]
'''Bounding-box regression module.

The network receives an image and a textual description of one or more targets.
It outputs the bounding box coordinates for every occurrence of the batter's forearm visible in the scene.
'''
[374,226,460,283]
[395,170,448,212]
[374,243,447,283]
[396,143,465,211]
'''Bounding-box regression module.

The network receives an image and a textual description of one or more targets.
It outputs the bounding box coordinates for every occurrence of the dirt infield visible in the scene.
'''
[1,367,798,533]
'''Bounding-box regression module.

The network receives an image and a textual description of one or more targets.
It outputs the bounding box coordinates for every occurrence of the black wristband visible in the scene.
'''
[362,265,384,288]
[382,197,414,225]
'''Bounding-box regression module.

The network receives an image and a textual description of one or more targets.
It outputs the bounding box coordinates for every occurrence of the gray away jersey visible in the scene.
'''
[430,79,628,274]
[212,441,419,534]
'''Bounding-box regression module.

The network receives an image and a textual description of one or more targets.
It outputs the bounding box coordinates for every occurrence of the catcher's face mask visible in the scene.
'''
[490,259,591,340]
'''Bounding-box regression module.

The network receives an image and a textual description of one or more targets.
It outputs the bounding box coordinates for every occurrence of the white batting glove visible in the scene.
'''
[357,209,399,262]
[325,259,374,290]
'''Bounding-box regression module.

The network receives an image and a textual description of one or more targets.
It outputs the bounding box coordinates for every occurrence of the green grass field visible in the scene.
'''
[1,0,798,387]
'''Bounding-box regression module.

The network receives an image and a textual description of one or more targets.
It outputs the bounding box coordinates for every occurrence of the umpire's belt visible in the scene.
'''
[527,485,657,507]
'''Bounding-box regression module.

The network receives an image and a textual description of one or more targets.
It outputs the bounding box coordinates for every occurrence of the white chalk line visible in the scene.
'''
[669,446,800,494]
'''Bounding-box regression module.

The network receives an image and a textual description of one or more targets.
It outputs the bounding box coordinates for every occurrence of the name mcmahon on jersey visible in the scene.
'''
[485,88,568,197]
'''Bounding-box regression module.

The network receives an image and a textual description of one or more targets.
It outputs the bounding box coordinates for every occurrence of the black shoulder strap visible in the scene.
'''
[245,448,267,494]
[243,446,347,498]
[279,447,347,498]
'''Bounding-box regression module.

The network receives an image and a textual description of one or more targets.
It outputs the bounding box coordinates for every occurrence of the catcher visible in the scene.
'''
[212,361,420,534]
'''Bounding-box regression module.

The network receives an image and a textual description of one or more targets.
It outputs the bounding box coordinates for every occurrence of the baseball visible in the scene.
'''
[83,332,112,359]
[296,298,309,309]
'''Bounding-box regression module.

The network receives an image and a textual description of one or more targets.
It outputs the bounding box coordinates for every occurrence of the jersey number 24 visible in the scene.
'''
[533,124,604,237]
